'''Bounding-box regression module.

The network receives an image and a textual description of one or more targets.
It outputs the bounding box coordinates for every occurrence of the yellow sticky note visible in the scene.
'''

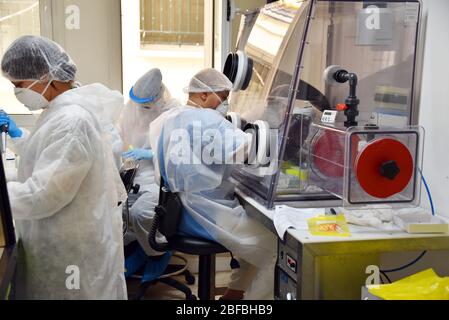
[308,215,351,237]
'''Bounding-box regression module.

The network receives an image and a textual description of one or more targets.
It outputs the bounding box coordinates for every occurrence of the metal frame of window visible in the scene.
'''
[213,0,232,70]
[139,0,205,46]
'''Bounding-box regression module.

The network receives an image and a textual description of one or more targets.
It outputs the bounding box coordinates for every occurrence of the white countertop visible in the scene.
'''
[236,189,449,244]
[236,188,276,220]
[287,224,447,244]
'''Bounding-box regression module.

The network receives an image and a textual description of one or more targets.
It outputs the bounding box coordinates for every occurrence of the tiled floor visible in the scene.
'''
[126,271,232,300]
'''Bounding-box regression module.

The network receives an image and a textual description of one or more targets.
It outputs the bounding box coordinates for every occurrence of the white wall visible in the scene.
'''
[13,0,122,129]
[120,0,140,97]
[419,0,449,218]
[42,0,123,91]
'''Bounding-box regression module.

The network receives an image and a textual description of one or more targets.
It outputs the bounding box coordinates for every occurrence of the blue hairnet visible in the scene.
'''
[1,35,77,82]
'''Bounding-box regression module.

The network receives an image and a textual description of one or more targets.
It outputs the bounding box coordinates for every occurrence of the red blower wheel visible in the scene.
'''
[311,130,360,178]
[355,138,414,199]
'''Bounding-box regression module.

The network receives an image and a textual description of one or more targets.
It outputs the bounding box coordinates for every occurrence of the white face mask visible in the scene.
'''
[216,100,230,116]
[14,80,52,111]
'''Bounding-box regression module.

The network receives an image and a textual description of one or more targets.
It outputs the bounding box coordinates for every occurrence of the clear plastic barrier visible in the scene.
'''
[308,124,423,208]
[344,126,423,208]
[231,0,421,209]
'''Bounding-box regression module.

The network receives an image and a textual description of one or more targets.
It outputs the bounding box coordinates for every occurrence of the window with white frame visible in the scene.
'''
[140,0,204,47]
[0,0,40,115]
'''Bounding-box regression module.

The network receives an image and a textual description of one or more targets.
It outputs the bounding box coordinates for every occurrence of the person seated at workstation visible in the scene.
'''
[149,68,277,300]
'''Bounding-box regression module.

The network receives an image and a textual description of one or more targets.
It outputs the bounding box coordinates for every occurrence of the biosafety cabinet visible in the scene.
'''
[224,0,424,210]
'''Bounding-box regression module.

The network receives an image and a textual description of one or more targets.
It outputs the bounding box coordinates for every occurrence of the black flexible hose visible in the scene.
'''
[148,210,171,252]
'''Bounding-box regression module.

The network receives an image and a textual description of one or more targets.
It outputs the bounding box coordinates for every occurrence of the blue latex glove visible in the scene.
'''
[122,148,154,161]
[0,111,22,138]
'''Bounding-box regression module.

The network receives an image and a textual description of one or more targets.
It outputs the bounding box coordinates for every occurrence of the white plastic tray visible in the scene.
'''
[394,213,449,234]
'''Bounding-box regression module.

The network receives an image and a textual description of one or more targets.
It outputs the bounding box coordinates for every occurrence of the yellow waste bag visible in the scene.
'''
[368,269,449,300]
[307,215,351,237]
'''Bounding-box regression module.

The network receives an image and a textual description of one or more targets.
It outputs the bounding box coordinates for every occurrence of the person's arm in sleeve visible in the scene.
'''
[218,117,252,165]
[0,112,30,155]
[104,123,124,168]
[9,128,30,156]
[234,131,253,164]
[7,120,95,220]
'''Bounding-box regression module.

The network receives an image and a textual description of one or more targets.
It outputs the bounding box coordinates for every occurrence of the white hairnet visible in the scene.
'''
[184,68,233,93]
[1,35,77,82]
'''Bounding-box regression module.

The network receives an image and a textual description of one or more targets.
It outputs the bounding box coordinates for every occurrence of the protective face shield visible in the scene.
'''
[130,86,157,104]
[129,85,164,110]
[14,80,52,111]
[128,68,165,111]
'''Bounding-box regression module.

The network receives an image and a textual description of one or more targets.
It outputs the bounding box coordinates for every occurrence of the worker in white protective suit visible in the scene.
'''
[0,35,127,300]
[149,68,277,300]
[119,68,180,280]
[68,83,125,168]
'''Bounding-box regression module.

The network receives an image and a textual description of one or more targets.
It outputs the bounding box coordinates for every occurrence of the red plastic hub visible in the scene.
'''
[355,138,414,199]
[336,103,348,111]
[312,130,359,178]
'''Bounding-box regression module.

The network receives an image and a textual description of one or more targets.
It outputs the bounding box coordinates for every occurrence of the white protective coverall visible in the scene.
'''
[119,84,179,256]
[7,84,128,300]
[149,106,277,300]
